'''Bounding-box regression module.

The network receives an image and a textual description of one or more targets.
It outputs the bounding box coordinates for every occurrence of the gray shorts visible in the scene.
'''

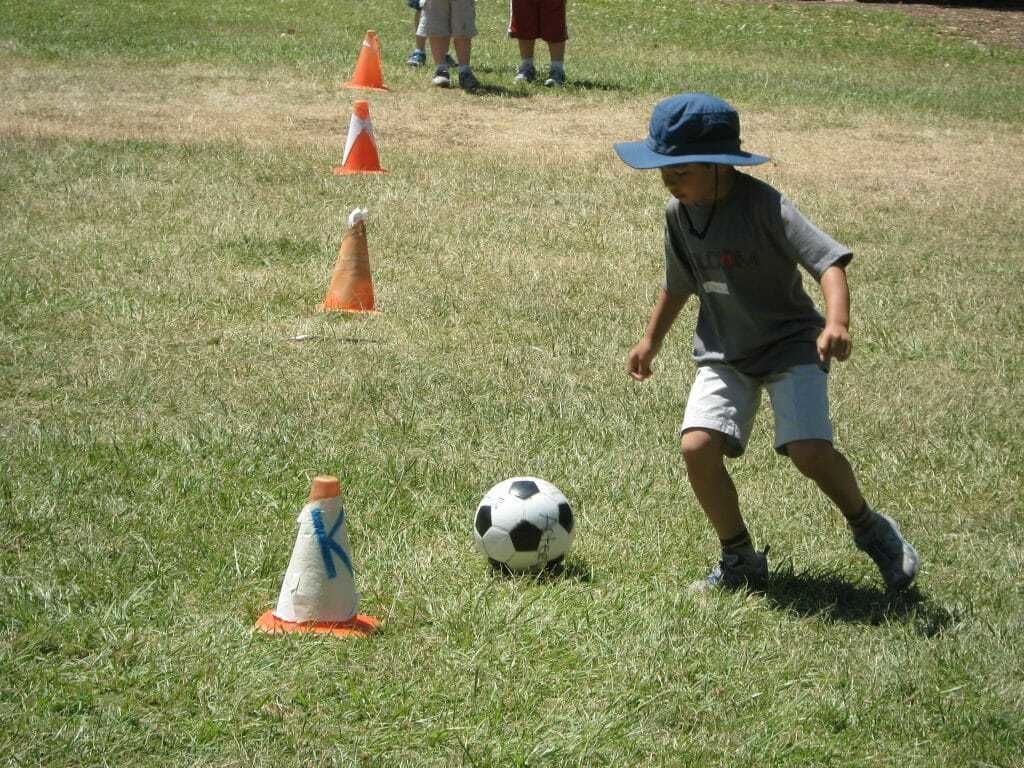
[417,0,477,38]
[681,363,833,457]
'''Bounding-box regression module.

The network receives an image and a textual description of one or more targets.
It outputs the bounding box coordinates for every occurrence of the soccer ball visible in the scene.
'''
[473,477,575,572]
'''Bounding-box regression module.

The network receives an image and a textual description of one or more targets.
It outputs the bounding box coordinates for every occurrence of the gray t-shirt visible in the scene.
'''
[664,172,852,377]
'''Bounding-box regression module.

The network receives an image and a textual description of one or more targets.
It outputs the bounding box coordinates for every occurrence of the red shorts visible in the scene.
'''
[508,0,568,43]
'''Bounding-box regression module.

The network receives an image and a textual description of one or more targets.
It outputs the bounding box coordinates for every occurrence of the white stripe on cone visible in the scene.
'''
[342,115,375,166]
[273,495,360,623]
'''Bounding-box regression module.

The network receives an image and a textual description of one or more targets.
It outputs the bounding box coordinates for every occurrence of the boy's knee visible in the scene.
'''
[786,439,835,478]
[681,429,725,469]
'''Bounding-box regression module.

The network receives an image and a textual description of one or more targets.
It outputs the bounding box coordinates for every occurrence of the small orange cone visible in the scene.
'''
[342,30,388,91]
[321,208,377,313]
[255,475,380,639]
[333,100,386,175]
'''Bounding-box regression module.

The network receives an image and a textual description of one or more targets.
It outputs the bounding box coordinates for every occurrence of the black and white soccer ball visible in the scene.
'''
[473,477,575,573]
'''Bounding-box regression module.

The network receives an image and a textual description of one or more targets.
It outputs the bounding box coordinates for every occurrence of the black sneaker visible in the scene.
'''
[458,68,480,91]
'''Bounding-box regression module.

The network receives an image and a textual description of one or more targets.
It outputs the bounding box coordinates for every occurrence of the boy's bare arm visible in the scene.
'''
[818,265,853,363]
[627,287,689,381]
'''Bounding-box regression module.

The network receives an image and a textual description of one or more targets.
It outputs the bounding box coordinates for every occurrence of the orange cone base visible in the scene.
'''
[332,166,387,176]
[317,301,378,313]
[342,82,389,92]
[255,610,380,638]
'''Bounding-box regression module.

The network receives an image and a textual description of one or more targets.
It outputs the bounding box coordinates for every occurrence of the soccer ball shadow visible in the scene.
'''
[487,554,593,584]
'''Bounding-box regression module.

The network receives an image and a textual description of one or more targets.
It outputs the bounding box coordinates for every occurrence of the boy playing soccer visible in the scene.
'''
[614,93,920,592]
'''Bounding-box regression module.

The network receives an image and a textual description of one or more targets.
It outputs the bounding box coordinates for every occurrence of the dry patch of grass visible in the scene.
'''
[5,56,1023,195]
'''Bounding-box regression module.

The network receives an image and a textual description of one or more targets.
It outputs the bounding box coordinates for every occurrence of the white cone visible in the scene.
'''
[273,494,359,623]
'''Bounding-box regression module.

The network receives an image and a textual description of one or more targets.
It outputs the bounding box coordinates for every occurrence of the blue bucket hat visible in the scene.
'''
[614,92,769,169]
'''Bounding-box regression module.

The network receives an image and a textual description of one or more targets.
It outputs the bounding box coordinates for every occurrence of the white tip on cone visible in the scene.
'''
[348,207,369,227]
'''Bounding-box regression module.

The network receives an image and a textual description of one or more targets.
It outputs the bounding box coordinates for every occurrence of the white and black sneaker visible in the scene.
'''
[431,65,450,88]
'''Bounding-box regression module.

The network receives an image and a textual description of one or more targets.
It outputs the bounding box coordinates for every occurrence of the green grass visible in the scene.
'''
[2,1,1024,766]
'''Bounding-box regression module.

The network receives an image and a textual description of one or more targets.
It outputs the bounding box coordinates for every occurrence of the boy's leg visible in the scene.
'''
[453,36,471,66]
[771,365,919,590]
[544,41,566,86]
[681,428,746,543]
[407,10,428,66]
[680,365,768,590]
[449,0,478,88]
[429,36,452,66]
[541,0,567,85]
[427,36,452,86]
[514,39,537,82]
[785,440,864,519]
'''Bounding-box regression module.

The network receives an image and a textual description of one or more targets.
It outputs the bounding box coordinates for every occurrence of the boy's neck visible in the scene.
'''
[709,166,737,204]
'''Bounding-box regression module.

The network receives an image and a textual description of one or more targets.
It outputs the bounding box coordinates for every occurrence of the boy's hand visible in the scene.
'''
[627,339,659,381]
[817,322,852,363]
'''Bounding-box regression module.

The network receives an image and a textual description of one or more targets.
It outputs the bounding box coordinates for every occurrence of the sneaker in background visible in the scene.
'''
[544,68,566,87]
[458,68,480,91]
[406,49,426,67]
[431,66,451,88]
[513,63,536,84]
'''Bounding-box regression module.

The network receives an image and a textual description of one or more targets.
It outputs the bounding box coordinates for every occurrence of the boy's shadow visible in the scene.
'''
[761,561,958,638]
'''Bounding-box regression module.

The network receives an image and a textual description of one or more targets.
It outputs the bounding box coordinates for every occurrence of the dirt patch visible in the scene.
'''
[3,59,1022,203]
[744,0,1024,49]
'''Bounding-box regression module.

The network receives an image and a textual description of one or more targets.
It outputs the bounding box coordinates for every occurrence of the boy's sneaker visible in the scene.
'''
[445,53,458,67]
[513,63,536,84]
[544,68,566,87]
[853,513,919,591]
[689,547,770,593]
[431,66,450,88]
[458,68,480,91]
[406,49,427,67]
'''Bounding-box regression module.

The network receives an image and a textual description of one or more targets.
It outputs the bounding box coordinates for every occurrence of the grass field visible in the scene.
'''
[2,1,1023,766]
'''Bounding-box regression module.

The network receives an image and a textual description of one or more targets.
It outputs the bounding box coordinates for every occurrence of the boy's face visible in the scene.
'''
[660,163,719,205]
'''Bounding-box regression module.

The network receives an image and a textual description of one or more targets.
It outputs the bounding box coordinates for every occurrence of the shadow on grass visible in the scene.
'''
[489,556,593,584]
[762,561,958,637]
[565,78,627,93]
[464,83,530,99]
[463,69,625,94]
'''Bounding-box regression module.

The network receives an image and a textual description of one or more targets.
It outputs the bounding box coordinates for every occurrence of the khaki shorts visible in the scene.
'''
[681,363,833,457]
[418,0,477,38]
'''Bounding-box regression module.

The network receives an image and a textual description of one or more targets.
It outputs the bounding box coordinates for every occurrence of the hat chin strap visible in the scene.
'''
[682,167,719,240]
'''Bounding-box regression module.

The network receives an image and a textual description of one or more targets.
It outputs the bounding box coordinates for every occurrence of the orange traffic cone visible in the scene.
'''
[333,100,386,175]
[255,475,380,638]
[342,30,388,91]
[321,208,377,313]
